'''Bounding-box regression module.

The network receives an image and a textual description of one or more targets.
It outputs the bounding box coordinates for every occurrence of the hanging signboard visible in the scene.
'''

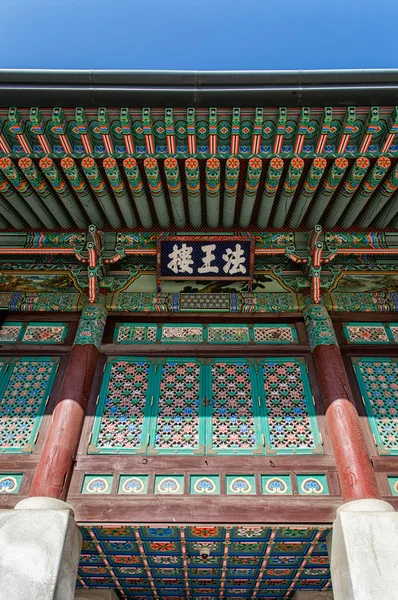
[157,236,254,280]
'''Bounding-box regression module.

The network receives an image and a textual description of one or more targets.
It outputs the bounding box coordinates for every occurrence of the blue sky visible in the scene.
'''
[2,0,398,70]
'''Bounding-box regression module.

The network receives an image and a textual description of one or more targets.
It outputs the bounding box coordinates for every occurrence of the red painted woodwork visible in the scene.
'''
[29,344,99,501]
[313,344,379,503]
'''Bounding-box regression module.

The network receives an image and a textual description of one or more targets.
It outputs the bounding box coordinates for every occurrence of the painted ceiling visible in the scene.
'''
[0,106,397,231]
[77,525,331,599]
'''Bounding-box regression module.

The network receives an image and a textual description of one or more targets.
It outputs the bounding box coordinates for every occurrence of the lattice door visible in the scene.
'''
[0,356,59,453]
[206,358,263,455]
[89,357,154,454]
[148,358,206,454]
[257,358,323,454]
[353,357,398,454]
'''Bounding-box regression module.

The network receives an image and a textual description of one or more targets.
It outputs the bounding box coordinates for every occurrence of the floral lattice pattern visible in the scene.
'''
[210,361,258,451]
[22,324,67,343]
[0,357,57,452]
[353,358,398,453]
[93,359,151,451]
[153,360,201,451]
[345,324,389,344]
[260,359,319,452]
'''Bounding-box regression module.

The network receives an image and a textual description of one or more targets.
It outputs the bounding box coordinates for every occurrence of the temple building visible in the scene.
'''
[0,69,398,600]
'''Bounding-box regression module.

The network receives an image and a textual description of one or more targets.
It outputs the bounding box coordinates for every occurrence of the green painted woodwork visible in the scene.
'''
[223,157,240,228]
[206,358,263,455]
[388,476,398,496]
[273,157,304,227]
[90,357,154,455]
[289,157,327,227]
[114,323,158,343]
[60,157,105,226]
[226,474,256,495]
[341,156,391,227]
[352,357,398,455]
[144,157,170,227]
[185,158,201,228]
[0,473,23,494]
[123,157,153,228]
[164,157,186,227]
[303,304,338,351]
[205,157,221,228]
[257,157,284,228]
[74,305,107,349]
[239,157,262,227]
[18,157,72,228]
[261,474,292,495]
[190,474,220,494]
[296,474,329,495]
[257,358,323,454]
[150,358,205,455]
[81,156,121,228]
[326,157,370,227]
[81,474,114,494]
[39,157,88,228]
[306,157,348,227]
[0,356,59,453]
[154,474,185,494]
[102,157,137,228]
[90,355,322,456]
[207,325,250,344]
[361,163,398,227]
[117,474,149,494]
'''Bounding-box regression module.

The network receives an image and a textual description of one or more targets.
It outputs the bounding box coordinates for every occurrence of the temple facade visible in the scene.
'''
[0,69,397,599]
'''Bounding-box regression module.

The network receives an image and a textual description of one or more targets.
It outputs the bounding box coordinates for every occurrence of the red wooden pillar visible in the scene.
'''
[304,304,379,503]
[30,305,107,501]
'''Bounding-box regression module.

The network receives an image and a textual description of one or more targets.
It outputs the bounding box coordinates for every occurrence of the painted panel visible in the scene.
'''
[253,325,297,344]
[0,357,58,453]
[343,322,389,344]
[149,359,205,454]
[89,357,153,454]
[22,323,68,344]
[352,357,398,454]
[207,359,262,455]
[0,322,23,343]
[207,325,250,344]
[257,358,323,454]
[114,323,158,343]
[161,325,203,344]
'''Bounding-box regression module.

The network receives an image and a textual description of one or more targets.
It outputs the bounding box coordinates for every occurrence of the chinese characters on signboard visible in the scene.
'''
[158,237,254,280]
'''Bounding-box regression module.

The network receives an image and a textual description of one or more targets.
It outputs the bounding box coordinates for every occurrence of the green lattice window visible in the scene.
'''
[90,356,322,455]
[89,357,153,454]
[0,357,59,453]
[258,358,322,454]
[353,357,398,455]
[206,359,263,454]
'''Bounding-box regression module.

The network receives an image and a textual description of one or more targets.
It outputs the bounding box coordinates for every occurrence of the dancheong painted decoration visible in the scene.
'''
[1,70,398,600]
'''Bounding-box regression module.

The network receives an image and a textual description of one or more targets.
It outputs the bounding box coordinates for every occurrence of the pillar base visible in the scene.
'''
[328,499,398,600]
[0,497,82,600]
[293,593,334,599]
